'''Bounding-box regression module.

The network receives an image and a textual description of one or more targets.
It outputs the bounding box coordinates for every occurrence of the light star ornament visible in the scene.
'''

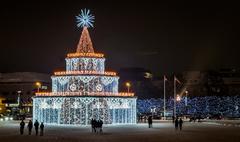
[76,9,95,28]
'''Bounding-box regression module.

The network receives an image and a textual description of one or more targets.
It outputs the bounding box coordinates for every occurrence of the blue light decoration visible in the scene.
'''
[33,9,137,125]
[137,96,240,118]
[76,9,95,28]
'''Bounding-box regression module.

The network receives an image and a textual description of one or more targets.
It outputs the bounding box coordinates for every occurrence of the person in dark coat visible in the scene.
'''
[27,120,33,135]
[34,120,39,135]
[99,119,103,133]
[91,118,94,133]
[40,122,44,136]
[93,119,97,133]
[172,116,175,123]
[20,120,25,135]
[175,118,179,130]
[148,116,153,128]
[179,118,183,130]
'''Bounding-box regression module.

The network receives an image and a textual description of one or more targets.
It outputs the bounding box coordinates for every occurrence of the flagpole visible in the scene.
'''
[163,76,166,120]
[174,76,176,118]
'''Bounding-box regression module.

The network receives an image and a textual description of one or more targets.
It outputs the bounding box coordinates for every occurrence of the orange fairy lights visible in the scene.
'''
[35,92,134,97]
[67,52,104,58]
[54,71,117,76]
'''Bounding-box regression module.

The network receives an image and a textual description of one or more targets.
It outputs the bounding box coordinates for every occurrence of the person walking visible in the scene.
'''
[91,118,94,133]
[148,116,153,128]
[172,116,175,123]
[34,120,39,135]
[179,118,183,131]
[27,120,33,135]
[20,119,25,135]
[175,118,179,130]
[40,122,44,136]
[99,119,103,133]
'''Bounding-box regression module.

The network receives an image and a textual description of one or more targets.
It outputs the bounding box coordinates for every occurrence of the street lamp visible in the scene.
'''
[176,94,181,102]
[125,82,131,93]
[150,107,156,118]
[176,94,181,117]
[36,82,41,92]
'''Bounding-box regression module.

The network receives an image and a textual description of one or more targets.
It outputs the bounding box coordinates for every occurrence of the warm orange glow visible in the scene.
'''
[54,71,117,76]
[35,82,41,87]
[35,92,134,97]
[67,52,104,58]
[176,95,181,102]
[125,82,131,87]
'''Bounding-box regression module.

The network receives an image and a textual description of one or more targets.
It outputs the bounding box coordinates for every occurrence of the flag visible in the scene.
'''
[174,76,181,84]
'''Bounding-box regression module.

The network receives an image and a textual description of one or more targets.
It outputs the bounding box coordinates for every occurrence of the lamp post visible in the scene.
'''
[176,94,181,116]
[185,90,188,106]
[17,90,22,114]
[185,90,188,115]
[151,107,156,118]
[125,82,131,93]
[17,90,22,106]
[35,82,41,92]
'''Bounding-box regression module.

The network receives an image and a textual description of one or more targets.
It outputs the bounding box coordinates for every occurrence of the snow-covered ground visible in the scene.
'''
[0,121,240,142]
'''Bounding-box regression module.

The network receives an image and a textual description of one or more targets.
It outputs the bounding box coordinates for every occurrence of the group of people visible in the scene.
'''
[147,115,184,130]
[173,117,183,130]
[20,120,44,136]
[90,119,103,133]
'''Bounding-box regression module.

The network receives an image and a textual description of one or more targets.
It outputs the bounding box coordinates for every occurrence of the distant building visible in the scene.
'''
[119,68,240,99]
[0,72,51,114]
[182,69,240,96]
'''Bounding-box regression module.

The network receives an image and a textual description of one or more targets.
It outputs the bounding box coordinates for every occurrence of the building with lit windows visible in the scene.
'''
[33,9,137,125]
[0,72,50,115]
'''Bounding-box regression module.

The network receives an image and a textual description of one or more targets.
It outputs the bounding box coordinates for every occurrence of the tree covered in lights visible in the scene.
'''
[33,9,137,125]
[137,96,240,118]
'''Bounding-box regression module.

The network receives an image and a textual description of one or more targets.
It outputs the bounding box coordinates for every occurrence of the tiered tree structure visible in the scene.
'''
[33,9,137,125]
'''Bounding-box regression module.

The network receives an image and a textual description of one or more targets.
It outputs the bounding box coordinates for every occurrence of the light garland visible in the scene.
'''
[67,52,104,58]
[54,71,117,76]
[36,92,134,97]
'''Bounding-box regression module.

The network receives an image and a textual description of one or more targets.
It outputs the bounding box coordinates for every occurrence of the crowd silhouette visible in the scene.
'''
[19,119,44,136]
[90,118,103,133]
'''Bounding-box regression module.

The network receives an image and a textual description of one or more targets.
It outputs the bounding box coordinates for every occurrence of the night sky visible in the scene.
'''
[0,1,239,75]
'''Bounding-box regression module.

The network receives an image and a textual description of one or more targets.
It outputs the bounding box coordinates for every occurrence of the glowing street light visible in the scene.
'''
[36,82,41,92]
[125,82,131,93]
[176,94,181,102]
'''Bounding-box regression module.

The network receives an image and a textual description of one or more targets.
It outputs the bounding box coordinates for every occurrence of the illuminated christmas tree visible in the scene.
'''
[33,9,137,125]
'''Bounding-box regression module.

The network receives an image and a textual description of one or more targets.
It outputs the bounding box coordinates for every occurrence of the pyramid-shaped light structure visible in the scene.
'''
[76,27,94,53]
[33,9,137,125]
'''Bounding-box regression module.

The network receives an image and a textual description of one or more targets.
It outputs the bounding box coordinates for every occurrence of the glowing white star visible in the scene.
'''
[76,9,95,28]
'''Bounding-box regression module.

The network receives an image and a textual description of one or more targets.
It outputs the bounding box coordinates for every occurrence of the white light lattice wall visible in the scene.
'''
[33,96,137,125]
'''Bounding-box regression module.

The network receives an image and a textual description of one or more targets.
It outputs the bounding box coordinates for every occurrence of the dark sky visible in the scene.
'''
[0,1,239,75]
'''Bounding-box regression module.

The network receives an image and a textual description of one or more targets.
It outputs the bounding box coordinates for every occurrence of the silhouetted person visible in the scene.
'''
[27,120,33,135]
[93,119,97,133]
[40,122,44,136]
[34,120,39,135]
[91,118,94,132]
[172,116,175,123]
[175,118,179,130]
[99,119,103,133]
[144,116,147,123]
[20,120,25,135]
[148,116,153,128]
[179,118,183,130]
